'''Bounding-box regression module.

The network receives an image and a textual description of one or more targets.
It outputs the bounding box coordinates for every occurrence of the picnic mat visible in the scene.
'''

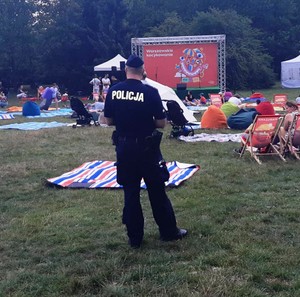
[26,108,73,118]
[179,133,242,143]
[0,121,68,130]
[3,107,73,117]
[47,160,200,189]
[187,106,208,111]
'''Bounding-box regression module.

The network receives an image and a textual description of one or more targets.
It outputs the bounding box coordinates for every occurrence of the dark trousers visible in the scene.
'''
[116,139,178,244]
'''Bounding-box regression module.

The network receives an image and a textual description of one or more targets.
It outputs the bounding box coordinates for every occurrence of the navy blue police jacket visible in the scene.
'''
[104,79,166,138]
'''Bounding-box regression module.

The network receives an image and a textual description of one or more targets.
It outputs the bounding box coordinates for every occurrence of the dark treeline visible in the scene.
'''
[0,0,299,93]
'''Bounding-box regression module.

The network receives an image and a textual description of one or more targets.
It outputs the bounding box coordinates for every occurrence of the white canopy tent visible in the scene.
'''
[94,54,127,71]
[94,55,197,122]
[143,78,197,123]
[281,55,300,88]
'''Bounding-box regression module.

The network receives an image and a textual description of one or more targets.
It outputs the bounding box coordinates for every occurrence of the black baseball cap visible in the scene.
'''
[126,54,144,68]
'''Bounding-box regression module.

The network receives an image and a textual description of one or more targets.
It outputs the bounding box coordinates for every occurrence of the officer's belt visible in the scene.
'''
[117,135,148,143]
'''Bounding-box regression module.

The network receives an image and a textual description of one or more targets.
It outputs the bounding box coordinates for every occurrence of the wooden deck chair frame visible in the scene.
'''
[281,113,300,160]
[239,115,286,164]
[209,94,223,108]
[273,94,288,107]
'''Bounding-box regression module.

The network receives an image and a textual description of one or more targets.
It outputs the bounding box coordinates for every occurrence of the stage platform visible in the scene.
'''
[175,87,220,100]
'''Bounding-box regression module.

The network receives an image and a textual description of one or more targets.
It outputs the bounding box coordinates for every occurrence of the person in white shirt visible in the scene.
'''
[295,94,300,104]
[101,74,111,98]
[89,74,101,98]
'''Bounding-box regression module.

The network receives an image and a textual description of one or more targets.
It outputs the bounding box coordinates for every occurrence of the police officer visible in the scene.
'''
[104,54,187,248]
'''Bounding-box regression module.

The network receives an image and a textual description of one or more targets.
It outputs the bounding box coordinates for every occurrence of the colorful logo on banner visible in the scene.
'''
[175,48,208,83]
[143,43,217,88]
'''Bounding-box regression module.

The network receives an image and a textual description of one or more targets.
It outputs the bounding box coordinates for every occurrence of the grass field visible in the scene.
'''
[0,85,300,296]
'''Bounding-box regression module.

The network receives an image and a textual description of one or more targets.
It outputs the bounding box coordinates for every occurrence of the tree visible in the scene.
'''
[32,0,94,92]
[0,0,36,88]
[189,8,275,89]
[145,12,189,37]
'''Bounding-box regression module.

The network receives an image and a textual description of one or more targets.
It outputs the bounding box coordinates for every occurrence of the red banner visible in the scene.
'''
[144,43,218,89]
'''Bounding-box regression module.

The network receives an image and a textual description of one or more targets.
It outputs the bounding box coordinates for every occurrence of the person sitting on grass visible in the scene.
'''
[0,91,8,108]
[16,85,28,99]
[199,93,207,105]
[183,91,197,106]
[86,95,105,124]
[38,86,56,111]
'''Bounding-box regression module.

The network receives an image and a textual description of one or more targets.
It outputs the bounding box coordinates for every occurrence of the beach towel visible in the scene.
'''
[6,106,23,112]
[0,121,68,130]
[47,160,200,189]
[178,133,242,143]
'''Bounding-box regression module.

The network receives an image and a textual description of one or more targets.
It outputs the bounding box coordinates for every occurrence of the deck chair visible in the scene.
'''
[209,94,223,108]
[239,114,286,164]
[70,97,98,128]
[280,113,300,159]
[164,100,194,138]
[273,94,288,108]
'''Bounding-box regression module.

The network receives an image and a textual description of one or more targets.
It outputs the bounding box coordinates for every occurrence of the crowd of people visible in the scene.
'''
[89,73,117,100]
[179,88,299,155]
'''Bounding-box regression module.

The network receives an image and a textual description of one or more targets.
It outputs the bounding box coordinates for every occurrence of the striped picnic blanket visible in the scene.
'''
[47,160,200,189]
[0,114,14,120]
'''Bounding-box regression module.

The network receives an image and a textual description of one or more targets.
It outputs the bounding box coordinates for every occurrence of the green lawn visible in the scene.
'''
[0,85,300,296]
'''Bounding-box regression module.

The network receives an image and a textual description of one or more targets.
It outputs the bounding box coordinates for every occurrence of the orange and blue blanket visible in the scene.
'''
[47,160,200,189]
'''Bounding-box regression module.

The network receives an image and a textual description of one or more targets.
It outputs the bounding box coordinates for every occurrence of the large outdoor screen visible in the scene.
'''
[144,43,218,89]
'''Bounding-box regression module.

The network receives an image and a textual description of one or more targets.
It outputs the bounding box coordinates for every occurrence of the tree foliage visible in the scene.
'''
[189,8,275,89]
[0,0,299,92]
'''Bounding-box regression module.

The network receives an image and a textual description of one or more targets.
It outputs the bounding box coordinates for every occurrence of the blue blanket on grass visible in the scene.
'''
[0,121,68,130]
[26,108,73,118]
[1,108,73,118]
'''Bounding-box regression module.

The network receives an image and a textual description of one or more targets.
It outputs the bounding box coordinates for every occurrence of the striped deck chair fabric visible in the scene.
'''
[273,94,288,108]
[209,94,223,108]
[239,114,286,164]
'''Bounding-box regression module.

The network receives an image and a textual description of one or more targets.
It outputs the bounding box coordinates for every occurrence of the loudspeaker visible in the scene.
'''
[111,66,117,72]
[120,61,126,71]
[177,83,187,90]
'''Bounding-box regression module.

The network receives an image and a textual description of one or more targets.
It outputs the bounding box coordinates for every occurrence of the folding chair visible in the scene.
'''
[273,94,288,108]
[209,94,223,108]
[239,114,286,164]
[281,113,300,159]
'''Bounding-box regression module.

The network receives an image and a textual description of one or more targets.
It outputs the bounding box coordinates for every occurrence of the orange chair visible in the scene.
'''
[209,94,223,108]
[273,94,288,108]
[239,114,286,164]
